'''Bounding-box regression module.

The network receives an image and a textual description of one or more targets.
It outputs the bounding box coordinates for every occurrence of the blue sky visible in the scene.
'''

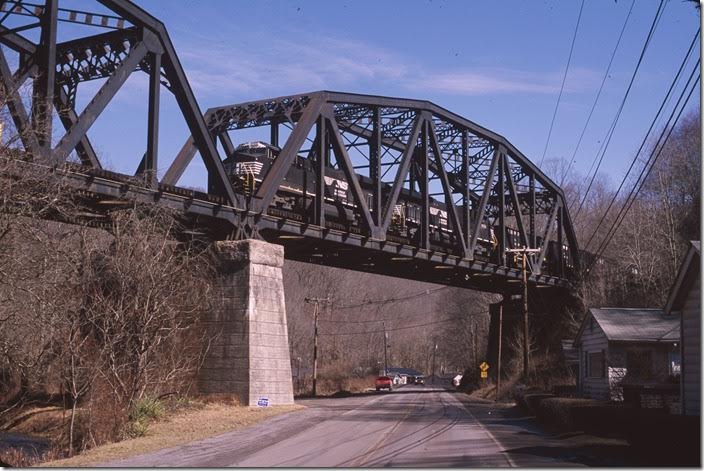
[63,0,700,190]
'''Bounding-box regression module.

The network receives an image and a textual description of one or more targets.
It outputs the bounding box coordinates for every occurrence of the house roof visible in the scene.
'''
[665,240,700,315]
[582,308,680,343]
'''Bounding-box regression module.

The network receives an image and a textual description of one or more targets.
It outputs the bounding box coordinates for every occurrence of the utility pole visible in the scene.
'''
[506,248,540,381]
[296,356,302,394]
[305,297,329,397]
[383,322,389,376]
[432,342,438,384]
[471,318,478,370]
[496,302,503,402]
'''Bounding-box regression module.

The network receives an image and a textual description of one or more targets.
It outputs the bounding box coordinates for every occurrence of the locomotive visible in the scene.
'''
[223,141,569,268]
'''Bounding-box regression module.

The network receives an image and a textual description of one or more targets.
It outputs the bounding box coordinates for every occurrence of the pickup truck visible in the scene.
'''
[375,376,393,391]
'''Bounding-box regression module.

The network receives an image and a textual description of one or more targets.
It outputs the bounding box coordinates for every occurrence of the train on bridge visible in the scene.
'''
[0,0,581,291]
[225,141,573,273]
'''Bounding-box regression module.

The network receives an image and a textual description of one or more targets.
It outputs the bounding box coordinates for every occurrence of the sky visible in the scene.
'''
[16,0,703,191]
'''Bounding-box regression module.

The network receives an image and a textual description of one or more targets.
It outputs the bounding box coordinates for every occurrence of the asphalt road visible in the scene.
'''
[103,385,634,467]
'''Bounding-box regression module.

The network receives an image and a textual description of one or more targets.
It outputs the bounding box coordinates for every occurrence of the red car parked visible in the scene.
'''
[375,376,393,391]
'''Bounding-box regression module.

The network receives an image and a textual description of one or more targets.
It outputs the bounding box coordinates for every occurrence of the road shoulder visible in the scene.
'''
[41,403,303,468]
[454,392,638,467]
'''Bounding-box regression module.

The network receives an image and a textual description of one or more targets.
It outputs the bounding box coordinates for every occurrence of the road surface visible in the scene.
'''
[103,385,633,467]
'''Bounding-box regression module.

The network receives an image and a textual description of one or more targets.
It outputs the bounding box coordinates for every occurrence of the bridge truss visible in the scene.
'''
[0,0,580,294]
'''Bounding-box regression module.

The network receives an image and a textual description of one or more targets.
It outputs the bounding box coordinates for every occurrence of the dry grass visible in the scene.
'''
[316,375,375,396]
[39,402,303,467]
[469,375,520,403]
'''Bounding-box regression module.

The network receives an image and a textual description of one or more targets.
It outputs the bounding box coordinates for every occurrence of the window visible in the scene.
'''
[588,351,605,378]
[626,350,653,380]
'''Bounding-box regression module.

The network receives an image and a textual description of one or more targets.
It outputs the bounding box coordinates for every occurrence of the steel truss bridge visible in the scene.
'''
[0,0,580,294]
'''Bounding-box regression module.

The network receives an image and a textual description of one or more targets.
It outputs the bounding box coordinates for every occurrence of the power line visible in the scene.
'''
[321,304,453,324]
[321,311,418,324]
[583,31,700,252]
[589,71,699,268]
[538,0,586,167]
[330,285,452,310]
[561,0,636,186]
[318,312,482,336]
[586,68,700,273]
[574,0,666,218]
[589,60,699,258]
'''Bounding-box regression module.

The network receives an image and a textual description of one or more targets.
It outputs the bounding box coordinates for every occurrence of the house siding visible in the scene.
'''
[682,272,701,416]
[578,316,610,400]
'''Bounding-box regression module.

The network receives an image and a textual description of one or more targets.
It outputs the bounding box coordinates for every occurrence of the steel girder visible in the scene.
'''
[0,1,580,289]
[0,157,571,293]
[186,91,580,278]
[0,0,240,202]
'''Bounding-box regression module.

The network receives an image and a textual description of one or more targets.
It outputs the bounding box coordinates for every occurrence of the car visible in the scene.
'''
[415,376,425,385]
[375,376,393,391]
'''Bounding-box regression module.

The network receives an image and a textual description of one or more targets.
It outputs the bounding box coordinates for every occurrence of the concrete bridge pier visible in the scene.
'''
[198,239,294,406]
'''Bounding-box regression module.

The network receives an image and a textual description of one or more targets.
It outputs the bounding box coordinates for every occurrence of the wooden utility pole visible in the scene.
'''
[496,302,503,402]
[383,322,389,376]
[432,342,438,384]
[505,248,540,381]
[305,297,329,397]
[471,319,478,371]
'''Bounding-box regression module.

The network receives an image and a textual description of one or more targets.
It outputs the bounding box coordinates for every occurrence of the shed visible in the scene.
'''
[574,308,680,401]
[665,241,701,416]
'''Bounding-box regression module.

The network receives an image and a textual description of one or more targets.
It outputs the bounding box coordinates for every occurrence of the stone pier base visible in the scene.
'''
[198,239,294,406]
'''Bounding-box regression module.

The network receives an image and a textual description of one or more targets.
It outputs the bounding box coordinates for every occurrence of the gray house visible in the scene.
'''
[665,241,700,416]
[574,308,680,401]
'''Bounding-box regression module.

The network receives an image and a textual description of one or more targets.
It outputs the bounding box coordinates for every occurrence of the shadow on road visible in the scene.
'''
[297,389,644,467]
[296,386,455,401]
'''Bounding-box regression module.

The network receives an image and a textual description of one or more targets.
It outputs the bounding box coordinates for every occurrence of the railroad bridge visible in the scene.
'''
[0,0,581,405]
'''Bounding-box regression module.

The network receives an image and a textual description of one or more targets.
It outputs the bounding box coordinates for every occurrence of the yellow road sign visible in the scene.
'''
[479,362,490,371]
[480,371,488,379]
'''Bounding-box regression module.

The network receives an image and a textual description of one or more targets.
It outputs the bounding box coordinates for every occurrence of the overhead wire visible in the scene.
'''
[583,30,700,252]
[589,70,700,267]
[318,313,482,336]
[574,0,666,218]
[321,303,451,324]
[330,285,452,310]
[561,0,636,186]
[538,0,586,168]
[586,65,700,274]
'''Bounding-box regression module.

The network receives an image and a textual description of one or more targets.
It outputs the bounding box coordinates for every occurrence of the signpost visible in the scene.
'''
[479,361,490,379]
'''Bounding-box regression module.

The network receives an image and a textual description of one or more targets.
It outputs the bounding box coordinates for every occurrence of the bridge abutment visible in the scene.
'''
[198,239,294,406]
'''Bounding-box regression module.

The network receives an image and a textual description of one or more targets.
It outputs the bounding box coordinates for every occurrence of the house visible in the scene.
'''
[665,241,700,416]
[574,307,680,402]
